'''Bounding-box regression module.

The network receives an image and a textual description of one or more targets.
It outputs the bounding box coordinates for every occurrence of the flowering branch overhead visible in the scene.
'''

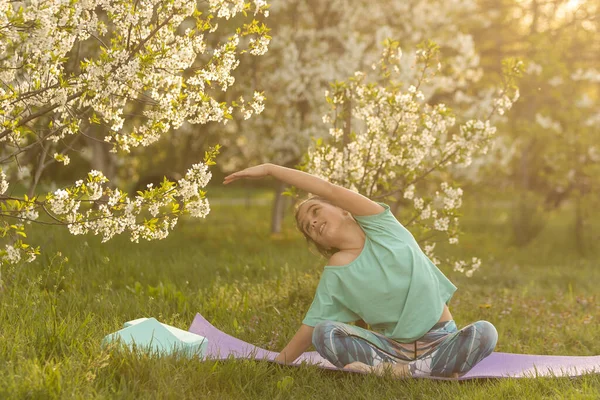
[0,0,271,269]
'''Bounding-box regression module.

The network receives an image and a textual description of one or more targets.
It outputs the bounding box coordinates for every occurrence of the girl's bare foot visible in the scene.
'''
[343,361,373,373]
[378,362,411,378]
[343,361,411,378]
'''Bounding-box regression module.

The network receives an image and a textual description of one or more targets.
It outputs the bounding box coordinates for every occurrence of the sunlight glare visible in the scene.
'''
[565,0,583,11]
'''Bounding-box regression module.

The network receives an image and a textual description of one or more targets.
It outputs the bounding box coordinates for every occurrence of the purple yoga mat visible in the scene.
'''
[188,313,600,380]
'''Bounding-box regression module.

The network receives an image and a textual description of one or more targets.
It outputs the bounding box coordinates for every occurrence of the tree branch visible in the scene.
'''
[0,106,92,164]
[0,9,176,142]
[0,89,86,141]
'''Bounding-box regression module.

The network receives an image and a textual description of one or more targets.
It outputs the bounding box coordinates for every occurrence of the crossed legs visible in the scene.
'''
[312,319,498,378]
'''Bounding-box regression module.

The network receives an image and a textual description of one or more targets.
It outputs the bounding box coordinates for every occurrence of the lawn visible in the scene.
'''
[0,187,598,399]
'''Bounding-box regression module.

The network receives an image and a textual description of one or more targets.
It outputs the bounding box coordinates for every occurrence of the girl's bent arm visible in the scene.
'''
[267,164,333,200]
[267,164,384,216]
[274,324,314,364]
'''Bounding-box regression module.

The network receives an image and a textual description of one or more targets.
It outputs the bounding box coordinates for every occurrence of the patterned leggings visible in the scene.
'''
[312,320,497,377]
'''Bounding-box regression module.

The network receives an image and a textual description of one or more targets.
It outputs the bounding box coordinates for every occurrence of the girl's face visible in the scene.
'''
[297,200,350,249]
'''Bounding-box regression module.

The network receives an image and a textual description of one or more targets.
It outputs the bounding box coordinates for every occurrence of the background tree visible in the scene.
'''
[467,0,599,252]
[302,40,522,276]
[195,0,500,234]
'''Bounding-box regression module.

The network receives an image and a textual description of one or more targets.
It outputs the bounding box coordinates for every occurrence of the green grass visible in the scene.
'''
[0,192,599,399]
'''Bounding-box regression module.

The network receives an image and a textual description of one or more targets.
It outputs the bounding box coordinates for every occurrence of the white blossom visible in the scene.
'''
[424,243,436,257]
[420,205,432,220]
[18,203,39,223]
[87,182,104,201]
[2,245,21,264]
[413,198,424,210]
[571,68,600,83]
[535,113,562,133]
[403,185,415,200]
[433,216,450,231]
[548,76,563,86]
[0,170,8,195]
[249,36,271,56]
[187,199,211,218]
[526,62,542,75]
[49,189,79,215]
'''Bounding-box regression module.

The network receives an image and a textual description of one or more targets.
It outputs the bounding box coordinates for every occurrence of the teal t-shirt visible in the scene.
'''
[302,202,457,342]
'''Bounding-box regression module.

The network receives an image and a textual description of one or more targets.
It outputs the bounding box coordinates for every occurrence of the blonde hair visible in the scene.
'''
[294,196,340,258]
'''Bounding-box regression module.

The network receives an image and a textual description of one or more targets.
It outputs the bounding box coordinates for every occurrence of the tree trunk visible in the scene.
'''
[28,141,49,198]
[512,0,544,245]
[84,135,117,184]
[271,181,288,234]
[512,138,546,246]
[574,194,586,257]
[512,0,544,248]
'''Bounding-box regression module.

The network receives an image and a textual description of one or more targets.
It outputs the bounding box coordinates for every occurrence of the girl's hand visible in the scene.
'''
[223,164,272,185]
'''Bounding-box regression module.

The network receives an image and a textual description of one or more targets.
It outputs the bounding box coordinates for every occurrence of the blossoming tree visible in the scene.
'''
[0,0,270,274]
[303,41,522,276]
[212,0,501,235]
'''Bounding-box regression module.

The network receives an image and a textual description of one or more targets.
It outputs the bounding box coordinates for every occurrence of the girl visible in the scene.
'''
[223,163,498,378]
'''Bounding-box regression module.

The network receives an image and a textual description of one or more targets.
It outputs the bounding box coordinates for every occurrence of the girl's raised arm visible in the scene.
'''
[224,164,384,216]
